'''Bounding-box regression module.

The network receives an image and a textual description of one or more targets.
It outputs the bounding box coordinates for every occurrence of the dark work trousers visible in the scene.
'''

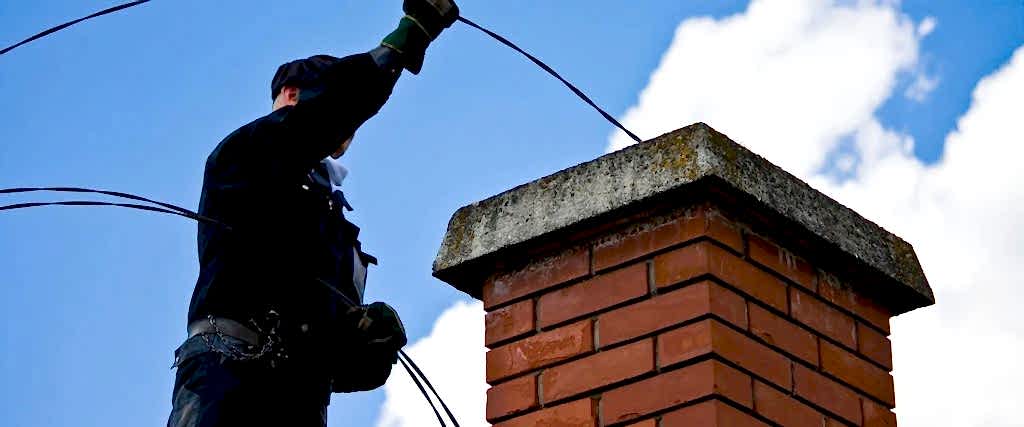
[167,334,330,427]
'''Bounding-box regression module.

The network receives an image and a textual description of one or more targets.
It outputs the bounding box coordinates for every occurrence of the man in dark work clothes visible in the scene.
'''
[166,1,459,426]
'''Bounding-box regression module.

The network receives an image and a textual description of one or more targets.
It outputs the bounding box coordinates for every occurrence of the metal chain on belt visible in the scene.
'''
[198,312,286,364]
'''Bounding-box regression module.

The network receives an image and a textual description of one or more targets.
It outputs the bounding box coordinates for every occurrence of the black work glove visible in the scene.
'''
[348,302,408,351]
[381,0,460,74]
[404,0,459,39]
[331,302,408,393]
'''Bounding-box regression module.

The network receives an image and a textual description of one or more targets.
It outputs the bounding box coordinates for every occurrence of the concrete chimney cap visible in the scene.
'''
[433,123,933,314]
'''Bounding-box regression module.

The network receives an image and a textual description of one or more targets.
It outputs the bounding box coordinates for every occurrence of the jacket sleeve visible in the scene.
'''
[271,53,400,173]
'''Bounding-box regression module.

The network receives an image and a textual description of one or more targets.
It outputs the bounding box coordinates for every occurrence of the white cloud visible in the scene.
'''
[810,46,1024,426]
[906,17,939,102]
[610,0,1023,423]
[917,16,937,37]
[376,1,1023,426]
[375,300,488,427]
[905,72,939,101]
[607,0,921,178]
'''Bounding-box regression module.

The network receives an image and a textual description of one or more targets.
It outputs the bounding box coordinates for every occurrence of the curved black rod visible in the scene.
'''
[457,16,643,144]
[398,356,448,427]
[0,199,227,229]
[1,0,153,56]
[316,279,463,427]
[2,186,203,218]
[1,4,646,145]
[399,350,461,427]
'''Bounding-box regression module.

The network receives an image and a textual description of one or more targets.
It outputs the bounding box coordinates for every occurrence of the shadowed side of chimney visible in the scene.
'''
[433,123,932,427]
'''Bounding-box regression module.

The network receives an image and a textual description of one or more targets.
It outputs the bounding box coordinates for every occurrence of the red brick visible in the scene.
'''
[857,322,893,370]
[593,205,744,271]
[487,374,538,421]
[658,320,792,389]
[820,341,895,407]
[704,209,745,254]
[711,323,793,390]
[598,281,746,347]
[790,288,857,348]
[487,320,594,383]
[483,247,590,309]
[655,321,714,367]
[624,419,657,427]
[602,360,752,424]
[747,234,817,291]
[818,273,892,333]
[748,303,819,365]
[862,398,897,427]
[753,381,827,427]
[654,242,788,311]
[541,339,654,402]
[660,400,769,427]
[707,282,749,331]
[486,300,535,348]
[537,263,648,328]
[824,418,846,427]
[494,398,595,427]
[793,365,862,425]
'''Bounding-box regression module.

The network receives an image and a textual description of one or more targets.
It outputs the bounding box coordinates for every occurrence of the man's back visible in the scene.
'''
[190,109,355,331]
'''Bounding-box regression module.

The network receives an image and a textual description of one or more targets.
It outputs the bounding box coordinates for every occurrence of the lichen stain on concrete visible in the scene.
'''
[706,126,744,182]
[443,207,476,262]
[886,234,932,299]
[656,134,700,182]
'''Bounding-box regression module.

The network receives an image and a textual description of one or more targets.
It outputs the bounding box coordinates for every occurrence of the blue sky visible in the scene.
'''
[1,1,1021,426]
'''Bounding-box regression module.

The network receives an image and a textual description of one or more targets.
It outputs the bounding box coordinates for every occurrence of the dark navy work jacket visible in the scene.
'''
[187,53,398,351]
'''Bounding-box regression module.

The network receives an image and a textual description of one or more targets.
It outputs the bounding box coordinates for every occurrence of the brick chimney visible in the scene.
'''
[432,123,933,427]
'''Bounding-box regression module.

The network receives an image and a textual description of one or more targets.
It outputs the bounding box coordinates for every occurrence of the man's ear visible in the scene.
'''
[285,86,300,103]
[272,86,302,111]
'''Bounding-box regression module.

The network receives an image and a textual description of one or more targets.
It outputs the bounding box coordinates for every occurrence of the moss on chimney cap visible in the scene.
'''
[433,123,933,314]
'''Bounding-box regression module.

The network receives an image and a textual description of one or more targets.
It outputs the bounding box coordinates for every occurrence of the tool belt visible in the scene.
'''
[182,305,406,393]
[188,316,261,346]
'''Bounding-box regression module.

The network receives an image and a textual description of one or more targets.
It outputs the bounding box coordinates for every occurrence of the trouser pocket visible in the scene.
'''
[167,336,248,427]
[173,332,264,369]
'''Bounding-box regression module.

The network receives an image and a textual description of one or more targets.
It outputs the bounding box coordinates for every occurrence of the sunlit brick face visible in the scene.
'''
[475,203,897,426]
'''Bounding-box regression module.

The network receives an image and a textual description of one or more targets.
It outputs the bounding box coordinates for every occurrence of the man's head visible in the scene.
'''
[271,55,339,103]
[271,55,353,157]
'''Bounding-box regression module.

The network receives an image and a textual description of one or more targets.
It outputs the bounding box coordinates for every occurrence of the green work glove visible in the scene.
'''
[381,0,460,74]
[342,301,408,356]
[331,302,408,393]
[403,0,459,39]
